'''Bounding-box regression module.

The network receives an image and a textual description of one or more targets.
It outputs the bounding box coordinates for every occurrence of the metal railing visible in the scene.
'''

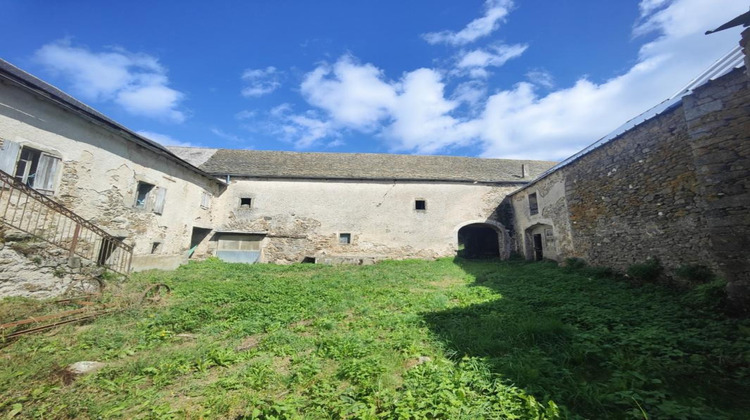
[0,169,132,275]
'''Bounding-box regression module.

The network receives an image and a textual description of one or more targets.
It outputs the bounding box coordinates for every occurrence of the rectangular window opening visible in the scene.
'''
[415,199,426,211]
[200,191,211,209]
[240,197,252,208]
[135,182,155,209]
[339,233,351,244]
[528,193,539,215]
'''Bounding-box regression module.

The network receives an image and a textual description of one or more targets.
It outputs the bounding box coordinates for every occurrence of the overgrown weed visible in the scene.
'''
[0,258,747,418]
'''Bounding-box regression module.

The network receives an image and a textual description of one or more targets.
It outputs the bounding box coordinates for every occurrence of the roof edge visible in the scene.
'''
[0,59,223,186]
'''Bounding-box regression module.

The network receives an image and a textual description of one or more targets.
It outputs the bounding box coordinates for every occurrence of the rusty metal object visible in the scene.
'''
[0,169,133,275]
[1,283,171,342]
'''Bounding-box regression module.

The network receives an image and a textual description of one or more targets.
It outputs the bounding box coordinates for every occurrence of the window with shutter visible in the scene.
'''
[153,187,167,215]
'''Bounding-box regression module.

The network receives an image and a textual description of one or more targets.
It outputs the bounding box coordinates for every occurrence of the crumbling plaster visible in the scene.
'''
[212,178,518,263]
[0,78,221,271]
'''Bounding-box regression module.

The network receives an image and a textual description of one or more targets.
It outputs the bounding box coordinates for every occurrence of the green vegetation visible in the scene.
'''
[1,258,749,419]
[626,257,663,283]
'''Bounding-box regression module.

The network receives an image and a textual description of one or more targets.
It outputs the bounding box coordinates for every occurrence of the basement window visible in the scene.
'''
[415,199,427,211]
[528,193,539,215]
[339,233,351,244]
[240,197,252,209]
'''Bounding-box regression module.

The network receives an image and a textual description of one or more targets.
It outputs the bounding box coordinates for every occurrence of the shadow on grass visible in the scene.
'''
[422,257,750,419]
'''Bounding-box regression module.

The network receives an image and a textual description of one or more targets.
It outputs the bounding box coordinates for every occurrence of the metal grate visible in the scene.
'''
[0,169,132,275]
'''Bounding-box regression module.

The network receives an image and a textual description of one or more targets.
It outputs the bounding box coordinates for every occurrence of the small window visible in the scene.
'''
[134,181,166,214]
[339,233,351,244]
[151,242,162,254]
[415,199,426,211]
[528,193,539,215]
[200,191,211,209]
[135,182,155,209]
[240,197,252,209]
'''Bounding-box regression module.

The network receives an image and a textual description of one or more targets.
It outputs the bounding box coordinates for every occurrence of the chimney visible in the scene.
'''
[521,164,527,178]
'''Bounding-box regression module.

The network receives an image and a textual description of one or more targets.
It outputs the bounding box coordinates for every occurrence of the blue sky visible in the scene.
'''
[0,0,746,160]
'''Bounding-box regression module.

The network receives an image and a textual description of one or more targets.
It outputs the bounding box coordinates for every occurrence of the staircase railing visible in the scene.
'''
[0,169,132,275]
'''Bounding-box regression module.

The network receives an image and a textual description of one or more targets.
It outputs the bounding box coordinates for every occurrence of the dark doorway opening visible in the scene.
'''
[458,224,500,259]
[97,236,126,265]
[533,233,544,261]
[189,227,212,258]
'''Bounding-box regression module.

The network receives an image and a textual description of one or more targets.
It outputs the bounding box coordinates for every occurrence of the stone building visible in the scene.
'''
[510,42,749,310]
[169,148,554,264]
[0,59,224,280]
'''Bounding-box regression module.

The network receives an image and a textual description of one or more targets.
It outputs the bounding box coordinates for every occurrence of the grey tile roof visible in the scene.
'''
[188,148,556,183]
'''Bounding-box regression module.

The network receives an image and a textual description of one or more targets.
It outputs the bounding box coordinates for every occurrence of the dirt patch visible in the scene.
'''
[236,334,266,352]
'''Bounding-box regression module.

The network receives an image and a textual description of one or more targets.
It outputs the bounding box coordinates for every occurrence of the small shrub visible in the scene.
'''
[627,257,663,283]
[680,278,727,310]
[675,264,715,284]
[563,257,587,271]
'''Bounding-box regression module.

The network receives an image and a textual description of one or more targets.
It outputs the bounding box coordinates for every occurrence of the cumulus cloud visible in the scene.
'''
[268,0,746,159]
[455,43,528,77]
[525,70,555,89]
[241,66,281,97]
[137,131,194,147]
[478,0,747,160]
[423,0,513,46]
[34,40,186,122]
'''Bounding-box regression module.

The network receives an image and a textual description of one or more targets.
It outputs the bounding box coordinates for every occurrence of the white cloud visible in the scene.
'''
[34,39,185,122]
[525,70,555,89]
[137,131,194,147]
[211,128,250,145]
[477,0,747,160]
[241,66,281,97]
[455,43,527,77]
[423,0,513,46]
[300,56,397,130]
[268,0,746,159]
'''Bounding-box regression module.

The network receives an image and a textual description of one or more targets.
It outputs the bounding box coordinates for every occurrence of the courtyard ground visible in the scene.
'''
[1,258,749,419]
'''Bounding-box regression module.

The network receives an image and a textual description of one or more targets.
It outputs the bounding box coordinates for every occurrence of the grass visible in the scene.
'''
[0,258,748,419]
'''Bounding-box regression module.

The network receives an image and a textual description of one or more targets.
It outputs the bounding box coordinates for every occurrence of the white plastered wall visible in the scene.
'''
[0,78,221,271]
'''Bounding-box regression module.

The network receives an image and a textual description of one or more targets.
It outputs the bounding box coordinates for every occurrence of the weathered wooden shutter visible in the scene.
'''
[34,153,61,194]
[153,187,167,214]
[0,139,20,175]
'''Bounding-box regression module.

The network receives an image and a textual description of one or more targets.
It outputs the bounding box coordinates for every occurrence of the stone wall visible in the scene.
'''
[564,104,713,271]
[0,228,105,298]
[0,77,222,272]
[510,65,750,310]
[684,67,750,310]
[212,178,518,263]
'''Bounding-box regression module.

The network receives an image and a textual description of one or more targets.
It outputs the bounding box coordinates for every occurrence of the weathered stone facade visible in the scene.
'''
[511,65,750,310]
[211,178,521,263]
[684,67,750,309]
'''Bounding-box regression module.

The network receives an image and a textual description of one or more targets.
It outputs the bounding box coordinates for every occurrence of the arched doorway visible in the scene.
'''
[524,223,555,261]
[457,223,500,258]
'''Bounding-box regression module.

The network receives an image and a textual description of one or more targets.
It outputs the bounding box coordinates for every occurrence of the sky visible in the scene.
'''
[0,0,746,161]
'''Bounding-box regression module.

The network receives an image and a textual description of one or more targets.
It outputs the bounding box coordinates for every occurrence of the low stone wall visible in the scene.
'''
[0,229,104,298]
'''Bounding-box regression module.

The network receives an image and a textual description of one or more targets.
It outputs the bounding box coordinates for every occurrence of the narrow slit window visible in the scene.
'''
[415,199,426,211]
[240,197,252,208]
[339,233,351,244]
[528,193,539,215]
